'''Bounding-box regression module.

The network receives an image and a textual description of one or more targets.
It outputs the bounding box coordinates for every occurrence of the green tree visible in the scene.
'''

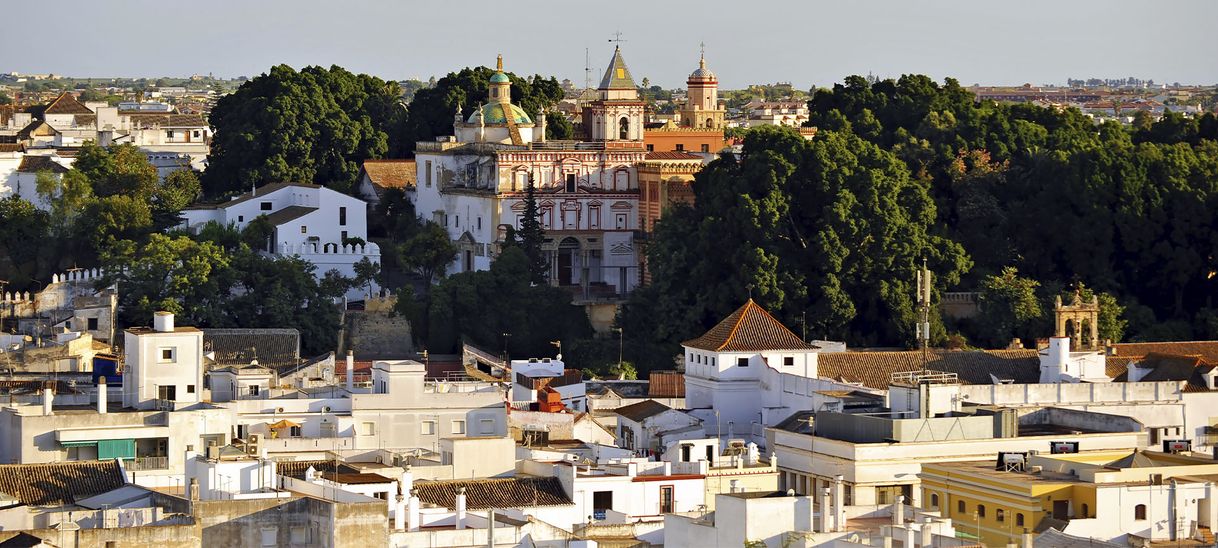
[152,170,202,223]
[36,169,93,235]
[516,176,548,284]
[203,64,406,196]
[976,267,1043,348]
[99,234,231,326]
[399,222,457,286]
[352,257,381,298]
[0,197,51,287]
[0,91,11,105]
[545,112,574,140]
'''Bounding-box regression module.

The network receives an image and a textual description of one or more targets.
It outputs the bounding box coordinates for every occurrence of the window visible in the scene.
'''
[341,231,348,242]
[783,356,794,366]
[159,347,176,363]
[593,491,613,520]
[300,225,307,233]
[566,174,576,193]
[425,161,433,187]
[289,426,301,437]
[1081,503,1089,518]
[477,217,482,231]
[193,130,201,139]
[260,202,272,211]
[996,509,1005,522]
[1016,513,1025,527]
[977,504,986,518]
[360,422,375,436]
[957,500,965,513]
[589,205,600,228]
[619,117,630,140]
[237,215,244,222]
[646,144,654,152]
[455,215,459,227]
[660,485,674,513]
[930,493,939,509]
[479,418,495,434]
[186,384,195,394]
[167,130,175,138]
[339,207,347,226]
[249,385,260,396]
[737,357,749,367]
[452,420,466,434]
[701,144,710,153]
[1135,504,1147,520]
[422,420,436,435]
[675,144,685,151]
[87,317,98,331]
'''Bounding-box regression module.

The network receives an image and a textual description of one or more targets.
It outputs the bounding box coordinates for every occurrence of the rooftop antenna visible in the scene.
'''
[608,31,627,46]
[584,48,591,91]
[915,258,932,370]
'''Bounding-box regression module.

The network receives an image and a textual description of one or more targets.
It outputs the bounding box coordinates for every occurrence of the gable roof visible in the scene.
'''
[648,371,685,398]
[203,328,301,371]
[360,159,417,194]
[17,155,68,174]
[414,477,572,510]
[1115,352,1215,392]
[816,349,1041,390]
[185,182,321,211]
[0,460,125,506]
[644,151,702,161]
[1109,341,1218,363]
[43,93,92,115]
[124,112,207,129]
[0,144,25,153]
[682,299,815,352]
[598,46,637,90]
[615,399,673,423]
[261,205,318,227]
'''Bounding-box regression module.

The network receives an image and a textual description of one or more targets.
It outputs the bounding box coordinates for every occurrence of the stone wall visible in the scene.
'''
[344,309,413,360]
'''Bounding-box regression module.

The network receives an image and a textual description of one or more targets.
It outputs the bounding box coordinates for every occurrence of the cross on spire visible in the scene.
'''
[609,31,627,46]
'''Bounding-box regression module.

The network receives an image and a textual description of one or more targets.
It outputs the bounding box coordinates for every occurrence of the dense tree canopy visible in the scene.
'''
[203,65,407,196]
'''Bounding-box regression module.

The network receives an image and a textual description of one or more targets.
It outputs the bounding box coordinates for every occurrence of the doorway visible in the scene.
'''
[1052,500,1069,519]
[557,237,580,286]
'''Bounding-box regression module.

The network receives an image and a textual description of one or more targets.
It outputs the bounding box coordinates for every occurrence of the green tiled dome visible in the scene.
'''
[490,71,510,84]
[467,102,532,125]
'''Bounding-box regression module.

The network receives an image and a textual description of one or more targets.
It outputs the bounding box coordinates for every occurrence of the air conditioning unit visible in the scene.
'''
[205,445,221,460]
[247,434,260,455]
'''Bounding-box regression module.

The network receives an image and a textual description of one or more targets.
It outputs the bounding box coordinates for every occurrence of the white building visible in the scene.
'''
[510,357,587,412]
[123,312,204,410]
[180,182,379,298]
[743,100,811,128]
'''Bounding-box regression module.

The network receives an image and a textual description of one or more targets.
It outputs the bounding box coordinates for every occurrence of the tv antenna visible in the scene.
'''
[584,48,591,91]
[608,31,627,45]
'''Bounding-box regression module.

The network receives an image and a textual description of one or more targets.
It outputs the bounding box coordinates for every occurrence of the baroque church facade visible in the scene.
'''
[412,47,717,301]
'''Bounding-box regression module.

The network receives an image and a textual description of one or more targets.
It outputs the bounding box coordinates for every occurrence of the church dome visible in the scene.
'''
[490,71,510,84]
[689,54,716,80]
[466,102,533,125]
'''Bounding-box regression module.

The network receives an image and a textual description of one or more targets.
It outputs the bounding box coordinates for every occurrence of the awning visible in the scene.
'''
[268,419,300,430]
[60,441,97,448]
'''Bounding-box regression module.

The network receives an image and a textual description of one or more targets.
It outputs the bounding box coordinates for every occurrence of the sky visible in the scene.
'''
[2,0,1216,90]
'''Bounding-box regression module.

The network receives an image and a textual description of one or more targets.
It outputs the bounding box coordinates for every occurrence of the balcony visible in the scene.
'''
[125,456,169,471]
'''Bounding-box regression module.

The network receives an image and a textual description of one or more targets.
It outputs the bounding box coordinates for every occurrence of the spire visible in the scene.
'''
[496,54,503,72]
[699,42,706,70]
[598,46,636,90]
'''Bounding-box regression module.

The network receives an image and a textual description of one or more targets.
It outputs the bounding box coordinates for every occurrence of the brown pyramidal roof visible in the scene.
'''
[43,92,93,115]
[682,299,815,352]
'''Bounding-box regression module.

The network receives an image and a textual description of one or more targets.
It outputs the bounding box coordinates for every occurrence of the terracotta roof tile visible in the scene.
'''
[414,476,572,510]
[0,460,125,506]
[615,399,672,422]
[16,156,68,174]
[123,113,207,128]
[1109,341,1218,363]
[816,349,1041,390]
[43,93,92,115]
[0,144,23,153]
[683,300,814,352]
[361,160,416,193]
[203,328,301,371]
[644,151,701,160]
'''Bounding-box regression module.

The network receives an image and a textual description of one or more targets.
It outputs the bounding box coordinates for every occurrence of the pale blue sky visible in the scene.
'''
[2,0,1215,89]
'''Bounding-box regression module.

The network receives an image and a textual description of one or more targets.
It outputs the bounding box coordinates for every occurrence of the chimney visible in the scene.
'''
[153,311,174,333]
[892,495,905,526]
[188,478,199,501]
[921,517,934,547]
[729,479,740,493]
[408,489,421,532]
[1021,532,1034,548]
[455,487,467,529]
[42,383,54,416]
[832,475,845,532]
[394,493,406,531]
[345,351,354,391]
[486,509,495,548]
[97,377,107,414]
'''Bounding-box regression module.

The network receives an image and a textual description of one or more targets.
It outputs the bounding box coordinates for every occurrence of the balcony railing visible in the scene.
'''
[126,456,169,471]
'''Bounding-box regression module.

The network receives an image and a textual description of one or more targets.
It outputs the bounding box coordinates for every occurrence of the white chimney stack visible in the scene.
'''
[345,351,354,391]
[455,487,467,529]
[817,487,831,533]
[42,384,54,416]
[394,493,406,531]
[921,517,934,547]
[153,311,174,333]
[892,495,905,526]
[832,475,845,532]
[97,377,107,414]
[408,490,421,532]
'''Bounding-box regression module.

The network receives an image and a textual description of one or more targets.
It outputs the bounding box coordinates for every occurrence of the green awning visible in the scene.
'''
[97,439,135,460]
[60,441,98,448]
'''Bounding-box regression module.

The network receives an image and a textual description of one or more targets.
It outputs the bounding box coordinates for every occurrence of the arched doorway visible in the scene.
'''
[705,118,715,128]
[557,237,581,286]
[619,117,630,140]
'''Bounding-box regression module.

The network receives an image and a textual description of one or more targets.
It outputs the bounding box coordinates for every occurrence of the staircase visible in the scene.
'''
[1199,525,1215,545]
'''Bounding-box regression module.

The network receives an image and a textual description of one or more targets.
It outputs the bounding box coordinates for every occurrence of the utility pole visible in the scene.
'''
[915,260,932,369]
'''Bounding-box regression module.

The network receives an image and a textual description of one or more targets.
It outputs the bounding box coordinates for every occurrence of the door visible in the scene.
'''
[557,250,573,286]
[593,491,613,520]
[1053,500,1069,519]
[660,486,674,514]
[463,250,472,272]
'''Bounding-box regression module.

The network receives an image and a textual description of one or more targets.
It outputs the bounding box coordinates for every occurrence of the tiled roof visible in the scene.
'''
[261,205,318,227]
[74,114,97,126]
[124,113,207,128]
[644,151,701,161]
[16,156,68,174]
[274,459,359,479]
[816,349,1041,390]
[0,532,50,547]
[203,328,301,371]
[598,46,637,91]
[648,371,685,398]
[0,144,24,153]
[414,477,572,510]
[1109,341,1218,363]
[360,160,416,193]
[43,93,92,115]
[682,299,815,352]
[186,182,321,210]
[1116,352,1215,393]
[0,460,125,506]
[615,399,672,423]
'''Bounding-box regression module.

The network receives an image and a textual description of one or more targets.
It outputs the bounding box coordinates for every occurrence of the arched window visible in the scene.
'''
[1135,504,1147,520]
[957,500,965,513]
[706,117,715,128]
[996,509,1005,522]
[1016,513,1025,527]
[930,493,939,509]
[977,504,986,518]
[619,117,630,140]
